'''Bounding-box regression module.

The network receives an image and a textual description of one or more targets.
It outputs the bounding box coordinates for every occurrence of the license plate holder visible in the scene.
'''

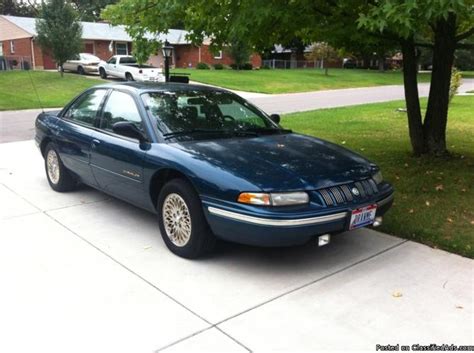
[349,204,377,230]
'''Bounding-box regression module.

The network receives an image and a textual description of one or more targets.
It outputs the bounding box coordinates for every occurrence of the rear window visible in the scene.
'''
[120,57,137,64]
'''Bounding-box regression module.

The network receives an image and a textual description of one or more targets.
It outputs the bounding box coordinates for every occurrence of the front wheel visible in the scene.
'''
[125,72,134,81]
[44,143,77,192]
[77,66,85,75]
[157,179,216,258]
[99,68,107,79]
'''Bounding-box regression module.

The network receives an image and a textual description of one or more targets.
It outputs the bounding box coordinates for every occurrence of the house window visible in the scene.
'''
[214,50,222,59]
[10,40,15,54]
[115,42,128,55]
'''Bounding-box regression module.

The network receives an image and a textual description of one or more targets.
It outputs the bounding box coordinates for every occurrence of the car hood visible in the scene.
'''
[172,133,375,191]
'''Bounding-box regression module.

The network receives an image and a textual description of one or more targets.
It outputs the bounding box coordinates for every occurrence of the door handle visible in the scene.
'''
[91,139,101,148]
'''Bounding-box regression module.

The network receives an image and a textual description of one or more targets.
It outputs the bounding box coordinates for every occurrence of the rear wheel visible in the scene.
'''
[125,72,134,81]
[99,68,107,79]
[77,66,85,75]
[157,179,216,258]
[44,143,77,192]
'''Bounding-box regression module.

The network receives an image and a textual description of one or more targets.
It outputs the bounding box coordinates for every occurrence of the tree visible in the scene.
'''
[70,0,117,21]
[227,36,251,69]
[36,0,82,77]
[305,42,339,75]
[359,0,474,156]
[132,35,158,66]
[1,0,39,17]
[102,0,474,156]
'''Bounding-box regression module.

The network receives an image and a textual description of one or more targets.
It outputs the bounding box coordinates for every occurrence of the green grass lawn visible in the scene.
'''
[282,96,474,258]
[174,68,433,94]
[461,71,474,78]
[0,71,99,111]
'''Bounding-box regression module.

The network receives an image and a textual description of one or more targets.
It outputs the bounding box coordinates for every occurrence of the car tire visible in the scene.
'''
[99,68,107,79]
[77,66,85,75]
[157,178,216,259]
[44,143,77,192]
[125,72,134,81]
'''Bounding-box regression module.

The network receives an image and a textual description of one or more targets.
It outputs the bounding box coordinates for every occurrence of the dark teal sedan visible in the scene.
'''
[35,82,394,258]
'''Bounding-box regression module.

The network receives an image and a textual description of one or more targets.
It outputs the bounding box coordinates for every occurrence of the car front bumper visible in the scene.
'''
[203,192,394,246]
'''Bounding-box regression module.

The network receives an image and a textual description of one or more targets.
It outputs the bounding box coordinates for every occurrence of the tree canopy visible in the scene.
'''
[103,0,474,155]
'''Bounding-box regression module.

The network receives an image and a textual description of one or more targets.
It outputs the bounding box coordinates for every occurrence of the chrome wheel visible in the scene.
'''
[162,193,192,247]
[46,149,60,185]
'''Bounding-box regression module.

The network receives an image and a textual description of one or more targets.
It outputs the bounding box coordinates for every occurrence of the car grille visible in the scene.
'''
[316,179,379,207]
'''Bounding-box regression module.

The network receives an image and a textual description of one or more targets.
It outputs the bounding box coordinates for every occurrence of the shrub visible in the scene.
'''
[449,67,462,103]
[213,63,224,70]
[196,62,210,70]
[242,63,253,70]
[230,62,253,70]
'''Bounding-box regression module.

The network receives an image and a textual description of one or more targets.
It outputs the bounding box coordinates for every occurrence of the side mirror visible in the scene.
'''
[269,114,280,124]
[112,121,147,143]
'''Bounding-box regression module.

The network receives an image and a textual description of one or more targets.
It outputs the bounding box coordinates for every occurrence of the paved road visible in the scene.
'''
[0,140,472,353]
[1,79,473,143]
[250,78,474,114]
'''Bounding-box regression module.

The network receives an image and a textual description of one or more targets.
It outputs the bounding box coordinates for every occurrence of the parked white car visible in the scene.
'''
[62,53,101,74]
[98,55,165,82]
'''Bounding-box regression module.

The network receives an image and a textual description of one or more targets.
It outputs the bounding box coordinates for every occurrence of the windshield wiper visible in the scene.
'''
[237,127,292,135]
[230,129,260,137]
[163,129,226,140]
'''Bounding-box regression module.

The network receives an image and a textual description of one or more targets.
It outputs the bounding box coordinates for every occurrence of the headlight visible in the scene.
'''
[372,170,383,184]
[238,192,309,206]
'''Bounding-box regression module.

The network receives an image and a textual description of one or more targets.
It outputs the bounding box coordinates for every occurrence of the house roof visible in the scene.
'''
[1,15,190,44]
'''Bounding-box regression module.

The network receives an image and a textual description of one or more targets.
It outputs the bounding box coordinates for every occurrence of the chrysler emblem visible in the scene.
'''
[351,187,360,196]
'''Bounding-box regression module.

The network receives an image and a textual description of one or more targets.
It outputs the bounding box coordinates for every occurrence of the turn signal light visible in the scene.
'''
[237,192,310,206]
[238,193,271,206]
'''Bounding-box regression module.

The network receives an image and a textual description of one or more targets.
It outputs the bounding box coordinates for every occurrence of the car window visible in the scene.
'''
[63,89,107,127]
[120,57,137,64]
[100,91,143,133]
[107,57,116,64]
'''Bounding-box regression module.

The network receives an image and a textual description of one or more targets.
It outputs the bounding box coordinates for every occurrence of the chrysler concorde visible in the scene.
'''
[35,82,394,258]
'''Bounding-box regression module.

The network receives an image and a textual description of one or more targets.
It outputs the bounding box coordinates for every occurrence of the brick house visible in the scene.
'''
[0,15,261,70]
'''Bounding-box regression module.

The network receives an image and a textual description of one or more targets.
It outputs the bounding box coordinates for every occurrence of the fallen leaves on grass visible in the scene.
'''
[447,218,453,223]
[435,184,444,191]
[409,209,414,214]
[425,201,431,207]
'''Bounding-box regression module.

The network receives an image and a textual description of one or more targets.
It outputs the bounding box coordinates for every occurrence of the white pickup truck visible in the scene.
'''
[98,55,165,82]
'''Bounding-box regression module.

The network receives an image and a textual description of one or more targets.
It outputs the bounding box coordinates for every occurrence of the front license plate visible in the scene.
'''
[349,205,377,230]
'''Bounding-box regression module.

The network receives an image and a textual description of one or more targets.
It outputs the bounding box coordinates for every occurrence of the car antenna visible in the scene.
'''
[27,68,44,113]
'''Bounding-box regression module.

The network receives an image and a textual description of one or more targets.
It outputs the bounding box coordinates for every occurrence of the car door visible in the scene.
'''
[89,90,149,207]
[63,54,79,71]
[105,57,117,76]
[55,88,108,187]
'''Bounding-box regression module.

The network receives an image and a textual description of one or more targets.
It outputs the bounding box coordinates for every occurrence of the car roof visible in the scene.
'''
[92,82,230,94]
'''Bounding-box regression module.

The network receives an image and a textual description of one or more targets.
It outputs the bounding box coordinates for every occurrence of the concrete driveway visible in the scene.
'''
[0,140,472,353]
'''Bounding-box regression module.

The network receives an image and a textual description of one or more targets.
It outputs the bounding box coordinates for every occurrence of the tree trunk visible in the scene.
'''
[59,64,64,77]
[401,39,425,155]
[378,53,385,72]
[422,13,457,156]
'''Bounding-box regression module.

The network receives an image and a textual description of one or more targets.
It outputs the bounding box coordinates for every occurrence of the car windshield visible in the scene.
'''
[142,90,285,141]
[80,53,100,61]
